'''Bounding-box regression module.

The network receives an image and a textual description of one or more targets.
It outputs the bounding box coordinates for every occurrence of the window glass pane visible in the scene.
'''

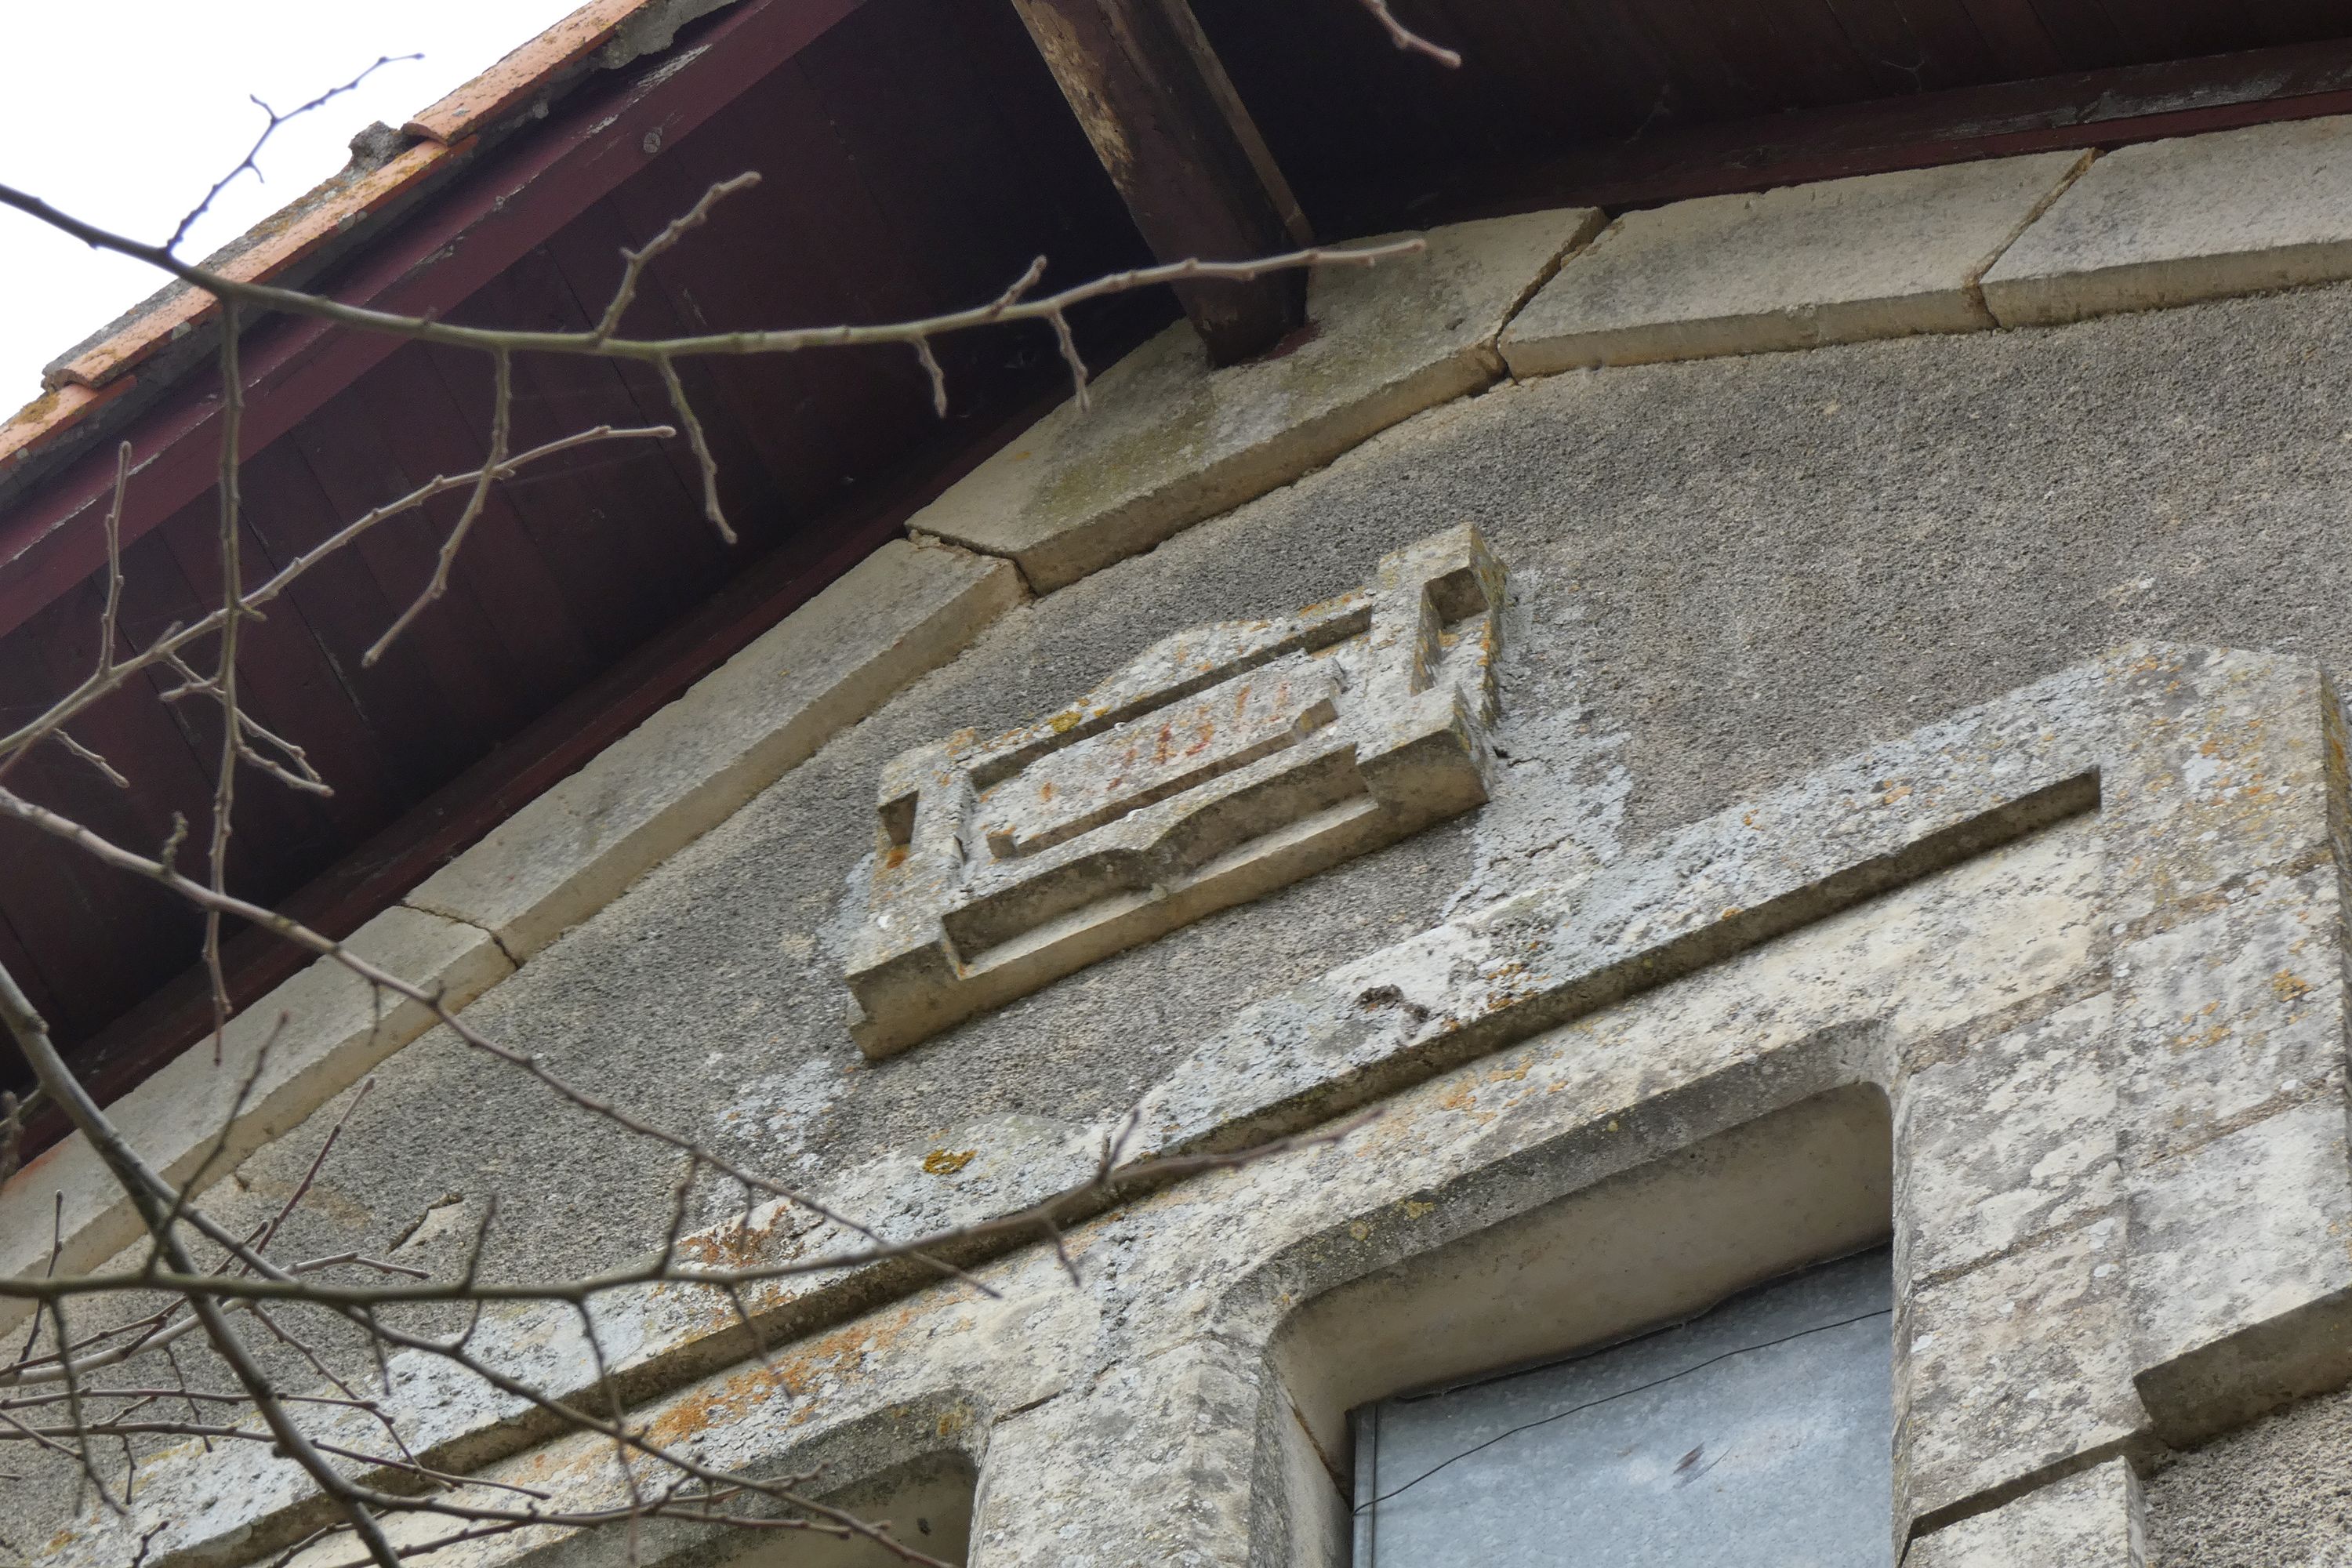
[1351,1247,1893,1567]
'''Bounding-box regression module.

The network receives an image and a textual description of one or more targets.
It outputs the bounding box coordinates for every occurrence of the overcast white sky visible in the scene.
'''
[0,0,586,412]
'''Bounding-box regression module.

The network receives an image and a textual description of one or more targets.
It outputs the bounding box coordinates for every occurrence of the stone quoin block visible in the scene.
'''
[1894,993,2122,1285]
[843,524,1506,1057]
[1907,1459,2147,1568]
[1896,1214,2145,1535]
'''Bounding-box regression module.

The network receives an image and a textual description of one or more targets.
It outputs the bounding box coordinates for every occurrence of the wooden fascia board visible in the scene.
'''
[0,0,866,644]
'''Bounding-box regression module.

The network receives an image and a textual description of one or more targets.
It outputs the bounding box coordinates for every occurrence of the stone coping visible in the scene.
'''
[1498,151,2089,374]
[1984,114,2352,327]
[42,644,2352,1568]
[915,120,2352,599]
[907,208,1604,593]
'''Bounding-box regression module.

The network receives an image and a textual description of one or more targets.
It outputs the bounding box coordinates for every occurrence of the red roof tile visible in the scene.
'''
[404,0,655,143]
[4,0,704,466]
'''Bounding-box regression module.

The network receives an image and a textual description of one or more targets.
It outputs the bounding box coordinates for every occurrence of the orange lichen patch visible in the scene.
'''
[676,1203,798,1269]
[922,1148,978,1175]
[53,140,456,393]
[2273,969,2313,1002]
[405,0,662,143]
[639,1308,920,1449]
[0,378,132,469]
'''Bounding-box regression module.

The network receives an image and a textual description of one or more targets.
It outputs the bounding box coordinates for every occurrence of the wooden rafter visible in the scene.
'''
[1011,0,1311,365]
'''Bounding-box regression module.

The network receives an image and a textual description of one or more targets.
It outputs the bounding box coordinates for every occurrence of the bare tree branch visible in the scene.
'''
[168,56,420,253]
[0,9,1450,1539]
[1356,0,1462,66]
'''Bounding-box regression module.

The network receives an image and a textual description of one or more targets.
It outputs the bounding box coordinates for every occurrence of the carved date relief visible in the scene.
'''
[843,525,1505,1057]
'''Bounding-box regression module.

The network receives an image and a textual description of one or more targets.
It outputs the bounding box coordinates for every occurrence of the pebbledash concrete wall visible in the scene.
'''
[18,115,2352,1565]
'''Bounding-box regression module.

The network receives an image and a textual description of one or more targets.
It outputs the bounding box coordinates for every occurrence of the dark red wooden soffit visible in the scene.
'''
[16,305,1174,1160]
[1323,37,2352,233]
[0,0,869,648]
[1010,0,1309,365]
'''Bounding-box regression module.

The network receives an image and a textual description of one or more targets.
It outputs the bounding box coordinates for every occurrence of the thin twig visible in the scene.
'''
[591,172,760,343]
[365,350,513,665]
[1356,0,1462,66]
[202,299,245,1066]
[654,356,734,544]
[168,58,419,252]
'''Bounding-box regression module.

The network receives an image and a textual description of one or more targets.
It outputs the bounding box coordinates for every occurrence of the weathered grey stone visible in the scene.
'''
[1896,1214,2143,1535]
[1896,993,2119,1284]
[406,538,1023,961]
[2092,648,2352,1446]
[907,209,1603,590]
[2129,1102,2352,1445]
[1498,153,2089,376]
[1908,1459,2145,1568]
[2112,865,2346,1165]
[0,906,510,1339]
[844,525,1504,1057]
[1130,659,2102,1160]
[1984,116,2352,328]
[2094,646,2333,934]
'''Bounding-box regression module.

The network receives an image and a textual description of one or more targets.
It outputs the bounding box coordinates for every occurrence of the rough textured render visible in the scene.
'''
[51,642,2352,1568]
[1984,115,2352,327]
[2147,1379,2352,1565]
[1498,151,2088,374]
[906,209,1602,590]
[407,538,1023,960]
[1907,1460,2146,1568]
[0,907,510,1336]
[845,524,1504,1056]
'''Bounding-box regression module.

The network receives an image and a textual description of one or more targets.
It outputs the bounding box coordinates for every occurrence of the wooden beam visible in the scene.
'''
[1320,37,2352,234]
[1011,0,1309,365]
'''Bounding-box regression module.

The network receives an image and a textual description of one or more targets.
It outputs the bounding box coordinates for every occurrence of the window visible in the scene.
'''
[1350,1247,1893,1566]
